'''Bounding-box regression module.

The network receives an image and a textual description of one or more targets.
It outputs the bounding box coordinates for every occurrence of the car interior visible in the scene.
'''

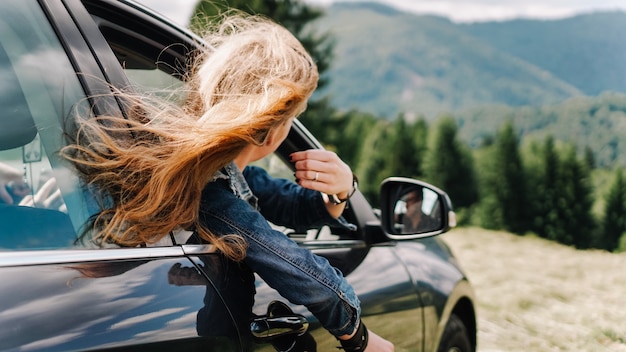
[0,42,75,249]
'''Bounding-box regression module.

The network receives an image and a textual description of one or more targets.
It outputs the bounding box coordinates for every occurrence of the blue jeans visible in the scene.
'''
[198,164,360,336]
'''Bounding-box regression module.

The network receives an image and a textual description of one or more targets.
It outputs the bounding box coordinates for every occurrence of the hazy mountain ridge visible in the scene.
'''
[312,3,626,118]
[462,12,626,96]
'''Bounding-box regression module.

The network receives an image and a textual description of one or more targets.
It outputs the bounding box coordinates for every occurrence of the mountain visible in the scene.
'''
[311,3,626,120]
[462,12,626,96]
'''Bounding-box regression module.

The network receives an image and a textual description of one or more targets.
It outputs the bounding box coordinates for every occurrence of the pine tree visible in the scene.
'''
[477,122,527,233]
[494,122,528,234]
[583,146,596,170]
[387,115,428,179]
[423,116,478,209]
[559,147,596,248]
[530,136,560,240]
[355,120,393,204]
[601,169,626,251]
[475,134,503,229]
[528,138,596,247]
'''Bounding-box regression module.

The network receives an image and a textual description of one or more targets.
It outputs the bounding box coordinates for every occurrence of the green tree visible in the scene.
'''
[337,111,379,168]
[476,122,527,233]
[355,120,393,204]
[530,136,560,240]
[423,116,478,209]
[559,146,596,248]
[476,193,503,229]
[494,122,528,233]
[386,115,428,179]
[583,146,596,170]
[600,168,626,251]
[527,137,596,247]
[475,134,502,229]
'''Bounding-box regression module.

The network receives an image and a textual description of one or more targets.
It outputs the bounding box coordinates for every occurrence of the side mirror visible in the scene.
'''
[380,177,456,240]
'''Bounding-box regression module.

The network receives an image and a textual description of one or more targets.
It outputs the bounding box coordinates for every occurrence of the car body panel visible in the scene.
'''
[393,237,476,351]
[0,250,240,351]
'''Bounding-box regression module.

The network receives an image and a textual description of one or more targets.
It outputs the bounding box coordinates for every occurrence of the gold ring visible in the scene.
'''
[314,172,319,182]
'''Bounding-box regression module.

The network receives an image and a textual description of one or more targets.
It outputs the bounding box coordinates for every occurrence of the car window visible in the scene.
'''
[89,8,190,102]
[0,0,92,250]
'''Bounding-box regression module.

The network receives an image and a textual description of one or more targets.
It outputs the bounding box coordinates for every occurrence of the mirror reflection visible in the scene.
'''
[394,186,443,234]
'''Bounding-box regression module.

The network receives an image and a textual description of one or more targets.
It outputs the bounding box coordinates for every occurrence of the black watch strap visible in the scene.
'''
[338,319,368,351]
[329,174,358,204]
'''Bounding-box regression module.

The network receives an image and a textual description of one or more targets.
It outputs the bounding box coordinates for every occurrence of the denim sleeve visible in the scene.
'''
[243,166,356,232]
[200,181,361,336]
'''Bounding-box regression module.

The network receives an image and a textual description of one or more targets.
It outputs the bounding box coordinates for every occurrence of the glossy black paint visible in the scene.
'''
[0,0,476,351]
[0,251,241,351]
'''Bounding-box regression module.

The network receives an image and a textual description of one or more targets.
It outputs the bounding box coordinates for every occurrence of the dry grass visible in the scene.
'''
[442,227,626,352]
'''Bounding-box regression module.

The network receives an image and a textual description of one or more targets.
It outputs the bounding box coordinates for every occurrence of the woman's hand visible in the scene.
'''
[290,149,355,218]
[290,149,353,196]
[0,163,27,204]
[337,324,394,352]
[365,330,394,351]
[19,177,65,212]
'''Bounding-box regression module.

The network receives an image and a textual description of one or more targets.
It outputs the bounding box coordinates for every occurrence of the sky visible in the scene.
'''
[137,0,626,27]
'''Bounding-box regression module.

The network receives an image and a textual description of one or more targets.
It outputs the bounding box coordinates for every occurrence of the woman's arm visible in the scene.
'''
[244,165,355,231]
[199,182,361,337]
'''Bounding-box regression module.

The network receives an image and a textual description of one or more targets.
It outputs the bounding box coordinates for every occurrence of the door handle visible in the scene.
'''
[250,301,308,339]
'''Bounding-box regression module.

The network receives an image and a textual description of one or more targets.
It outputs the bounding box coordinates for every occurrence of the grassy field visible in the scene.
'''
[441,227,626,352]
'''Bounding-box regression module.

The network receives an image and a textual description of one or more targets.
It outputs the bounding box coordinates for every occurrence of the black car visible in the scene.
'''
[0,0,476,351]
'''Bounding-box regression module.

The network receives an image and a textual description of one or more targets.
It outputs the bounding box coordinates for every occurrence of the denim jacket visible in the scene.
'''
[198,162,361,337]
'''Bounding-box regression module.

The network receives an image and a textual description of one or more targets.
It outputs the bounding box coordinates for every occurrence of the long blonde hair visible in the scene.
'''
[63,14,319,260]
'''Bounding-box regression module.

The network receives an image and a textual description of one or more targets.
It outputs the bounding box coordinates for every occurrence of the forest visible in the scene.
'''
[189,0,626,252]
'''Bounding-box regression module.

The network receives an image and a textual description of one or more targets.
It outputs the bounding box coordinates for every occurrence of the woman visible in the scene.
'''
[63,14,393,351]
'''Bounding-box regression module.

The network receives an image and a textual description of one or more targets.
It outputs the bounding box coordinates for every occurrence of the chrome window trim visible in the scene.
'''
[0,244,218,268]
[302,240,367,250]
[181,244,217,255]
[293,120,324,149]
[0,246,185,267]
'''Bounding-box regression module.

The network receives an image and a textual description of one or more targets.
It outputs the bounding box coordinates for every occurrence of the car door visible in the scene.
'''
[69,1,426,350]
[0,1,242,350]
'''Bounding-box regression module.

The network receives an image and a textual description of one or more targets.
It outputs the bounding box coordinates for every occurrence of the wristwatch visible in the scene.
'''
[329,174,358,204]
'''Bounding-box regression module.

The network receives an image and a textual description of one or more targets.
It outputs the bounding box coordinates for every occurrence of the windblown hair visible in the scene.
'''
[62,14,319,260]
